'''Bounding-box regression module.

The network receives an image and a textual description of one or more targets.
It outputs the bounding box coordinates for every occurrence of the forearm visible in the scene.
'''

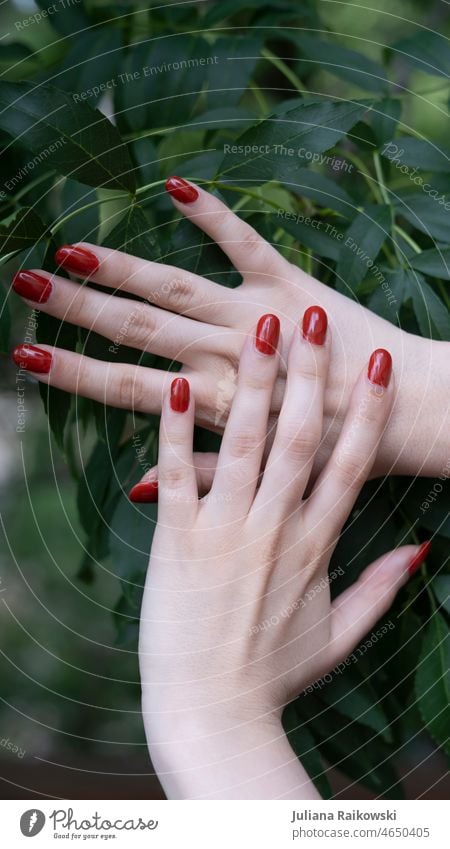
[145,714,320,800]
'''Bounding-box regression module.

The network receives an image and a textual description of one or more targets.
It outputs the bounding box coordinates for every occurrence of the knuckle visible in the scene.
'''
[278,425,319,464]
[116,369,146,409]
[126,305,157,349]
[229,429,261,460]
[333,454,368,492]
[164,276,197,314]
[160,465,191,490]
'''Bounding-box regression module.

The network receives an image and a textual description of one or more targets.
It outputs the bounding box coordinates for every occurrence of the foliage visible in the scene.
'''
[0,0,449,797]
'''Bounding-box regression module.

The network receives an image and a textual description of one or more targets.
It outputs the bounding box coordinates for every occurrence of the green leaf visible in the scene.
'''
[367,267,408,320]
[47,28,123,103]
[202,0,295,26]
[286,168,355,216]
[33,0,89,34]
[276,212,342,260]
[415,613,450,756]
[109,495,156,582]
[382,138,450,173]
[408,272,450,341]
[319,666,393,742]
[0,81,135,193]
[0,207,48,255]
[291,34,388,92]
[102,203,160,261]
[432,576,450,616]
[203,37,262,108]
[335,204,391,293]
[402,478,450,539]
[368,98,402,147]
[396,194,450,243]
[0,281,11,354]
[218,100,367,184]
[410,248,450,280]
[283,703,332,798]
[393,31,450,78]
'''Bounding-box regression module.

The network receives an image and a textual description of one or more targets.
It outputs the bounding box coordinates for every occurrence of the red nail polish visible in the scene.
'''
[128,480,158,503]
[408,541,431,577]
[12,270,53,304]
[302,306,327,345]
[11,344,52,374]
[55,245,99,275]
[165,176,199,204]
[171,377,190,412]
[255,314,280,355]
[368,348,392,388]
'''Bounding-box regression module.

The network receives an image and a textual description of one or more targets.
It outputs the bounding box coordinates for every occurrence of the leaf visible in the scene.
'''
[283,702,332,798]
[402,478,450,539]
[218,100,367,184]
[369,98,402,147]
[410,248,450,280]
[0,207,48,255]
[276,212,343,260]
[0,282,11,354]
[318,666,393,742]
[382,138,450,173]
[287,168,355,216]
[102,203,161,261]
[415,613,450,756]
[335,204,391,293]
[408,272,450,341]
[202,0,296,26]
[396,193,450,243]
[0,81,135,193]
[109,495,156,582]
[291,34,388,92]
[33,0,89,34]
[367,267,408,320]
[203,37,262,108]
[432,576,450,616]
[47,28,123,103]
[392,31,450,78]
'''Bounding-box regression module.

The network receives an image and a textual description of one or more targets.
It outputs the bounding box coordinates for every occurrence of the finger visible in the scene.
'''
[11,343,207,415]
[306,349,394,544]
[128,452,219,502]
[326,542,431,669]
[52,242,236,325]
[207,314,280,517]
[12,270,222,365]
[165,176,289,278]
[157,377,197,523]
[252,306,329,518]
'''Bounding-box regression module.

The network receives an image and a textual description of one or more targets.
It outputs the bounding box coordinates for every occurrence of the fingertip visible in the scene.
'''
[128,480,158,503]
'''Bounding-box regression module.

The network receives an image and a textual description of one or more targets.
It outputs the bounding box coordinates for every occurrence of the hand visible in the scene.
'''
[11,178,448,492]
[139,307,430,800]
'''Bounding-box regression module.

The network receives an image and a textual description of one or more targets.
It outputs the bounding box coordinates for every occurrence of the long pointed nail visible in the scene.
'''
[408,541,431,577]
[12,344,52,374]
[165,176,199,204]
[129,480,158,503]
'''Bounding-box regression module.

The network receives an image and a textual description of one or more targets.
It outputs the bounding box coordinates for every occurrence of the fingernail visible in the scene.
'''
[255,314,280,355]
[170,377,190,412]
[11,344,52,374]
[12,270,53,304]
[368,348,392,388]
[128,480,158,503]
[165,176,199,204]
[55,245,99,275]
[302,306,327,345]
[408,541,431,577]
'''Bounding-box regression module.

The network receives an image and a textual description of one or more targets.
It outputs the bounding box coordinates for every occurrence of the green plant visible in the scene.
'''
[0,0,449,798]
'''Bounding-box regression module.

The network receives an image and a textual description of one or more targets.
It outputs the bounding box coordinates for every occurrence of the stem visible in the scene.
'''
[344,150,383,204]
[373,152,390,206]
[393,224,421,254]
[261,47,307,94]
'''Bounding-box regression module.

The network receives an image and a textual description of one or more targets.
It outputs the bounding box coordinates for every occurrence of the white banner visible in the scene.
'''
[0,799,446,848]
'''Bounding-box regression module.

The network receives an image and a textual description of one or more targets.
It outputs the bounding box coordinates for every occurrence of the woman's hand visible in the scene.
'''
[138,307,430,800]
[11,178,448,491]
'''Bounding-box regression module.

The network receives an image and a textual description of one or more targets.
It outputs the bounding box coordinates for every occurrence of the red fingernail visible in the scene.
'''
[128,480,158,503]
[302,306,327,345]
[255,314,280,355]
[11,344,52,374]
[170,377,190,412]
[165,176,199,204]
[408,541,431,577]
[368,348,392,388]
[12,270,53,304]
[55,245,99,275]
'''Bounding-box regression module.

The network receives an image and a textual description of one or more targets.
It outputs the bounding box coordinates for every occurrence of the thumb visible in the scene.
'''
[327,542,431,668]
[128,452,218,502]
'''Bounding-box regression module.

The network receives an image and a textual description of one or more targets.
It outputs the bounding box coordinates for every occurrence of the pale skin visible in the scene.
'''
[139,315,424,800]
[11,180,449,490]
